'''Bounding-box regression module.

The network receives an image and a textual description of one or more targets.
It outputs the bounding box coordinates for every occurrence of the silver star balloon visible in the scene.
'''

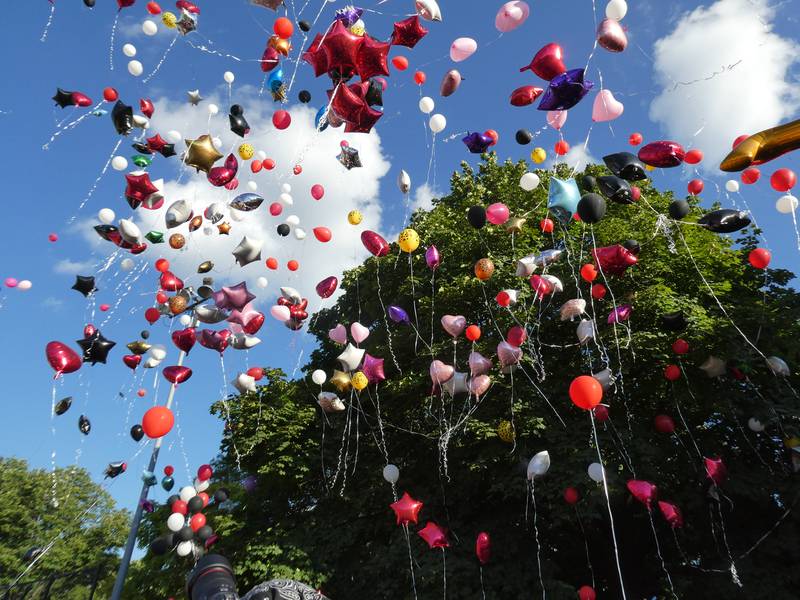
[187,89,203,105]
[232,236,263,267]
[337,343,365,372]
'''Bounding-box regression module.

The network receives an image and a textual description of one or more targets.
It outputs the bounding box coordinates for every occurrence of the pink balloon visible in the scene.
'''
[486,202,510,225]
[429,360,455,384]
[496,341,522,367]
[469,374,491,396]
[450,37,477,62]
[270,305,291,322]
[592,89,624,122]
[627,480,657,510]
[4,277,18,288]
[328,323,348,344]
[495,1,530,32]
[350,322,369,344]
[546,110,567,130]
[468,351,492,376]
[311,184,325,200]
[440,314,467,338]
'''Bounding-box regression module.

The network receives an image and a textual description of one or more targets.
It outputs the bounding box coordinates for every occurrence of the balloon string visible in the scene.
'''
[573,505,596,588]
[172,397,193,483]
[479,565,486,600]
[375,261,402,372]
[217,353,243,473]
[528,482,547,599]
[50,384,58,509]
[40,3,55,43]
[402,524,420,600]
[647,510,679,598]
[43,100,105,151]
[441,548,447,600]
[143,35,179,83]
[109,13,119,71]
[790,204,800,252]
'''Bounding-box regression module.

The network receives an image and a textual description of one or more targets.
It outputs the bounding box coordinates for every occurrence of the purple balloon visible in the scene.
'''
[214,282,256,311]
[425,245,441,270]
[362,353,386,383]
[538,68,594,111]
[335,5,363,26]
[242,475,257,493]
[387,305,410,324]
[462,132,494,154]
[608,304,632,324]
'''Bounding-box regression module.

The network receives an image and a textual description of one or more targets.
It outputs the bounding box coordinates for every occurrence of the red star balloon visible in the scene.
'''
[147,133,169,153]
[391,16,428,48]
[390,492,423,526]
[418,522,449,549]
[302,34,330,77]
[140,98,155,118]
[593,245,638,276]
[626,479,657,510]
[356,35,390,80]
[125,172,159,208]
[321,21,363,77]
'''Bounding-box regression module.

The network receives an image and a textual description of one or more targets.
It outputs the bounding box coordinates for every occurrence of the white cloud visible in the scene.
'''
[54,258,96,275]
[96,87,390,303]
[411,183,440,212]
[41,297,64,310]
[545,143,597,173]
[650,0,800,169]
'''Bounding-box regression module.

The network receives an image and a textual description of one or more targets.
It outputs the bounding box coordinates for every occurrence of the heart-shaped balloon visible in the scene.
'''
[243,312,265,335]
[469,374,491,396]
[441,315,467,338]
[350,322,370,344]
[328,324,348,344]
[520,43,566,81]
[468,351,492,376]
[123,354,142,370]
[159,271,184,292]
[270,305,290,322]
[171,328,196,354]
[627,479,657,509]
[199,329,231,353]
[592,89,624,122]
[496,341,523,367]
[163,365,193,385]
[429,360,455,384]
[207,154,239,187]
[546,110,568,130]
[597,17,627,52]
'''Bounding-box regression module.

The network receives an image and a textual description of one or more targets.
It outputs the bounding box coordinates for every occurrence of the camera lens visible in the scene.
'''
[186,554,238,600]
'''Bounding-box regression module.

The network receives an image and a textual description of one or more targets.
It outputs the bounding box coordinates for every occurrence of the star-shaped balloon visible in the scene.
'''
[53,88,92,108]
[418,522,449,549]
[334,5,363,26]
[506,217,527,233]
[329,370,352,392]
[361,353,386,384]
[322,21,364,77]
[538,68,594,111]
[463,132,493,154]
[593,245,638,276]
[390,492,423,525]
[145,231,165,244]
[104,461,126,479]
[391,16,428,48]
[232,236,263,267]
[72,275,97,297]
[187,89,203,105]
[337,343,366,372]
[337,145,362,169]
[77,330,116,365]
[146,134,170,154]
[356,35,390,80]
[184,135,223,173]
[302,34,331,78]
[217,222,232,235]
[125,172,159,208]
[213,282,256,311]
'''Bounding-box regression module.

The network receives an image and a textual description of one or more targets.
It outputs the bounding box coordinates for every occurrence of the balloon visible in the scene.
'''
[440,70,462,97]
[560,298,586,320]
[520,172,540,191]
[510,86,544,107]
[441,315,467,338]
[546,110,567,130]
[337,343,365,372]
[495,1,529,31]
[465,325,481,342]
[468,352,492,376]
[607,304,632,324]
[593,245,638,276]
[603,152,647,181]
[390,492,423,525]
[587,462,604,483]
[184,135,223,174]
[163,365,192,385]
[749,248,771,269]
[719,118,800,171]
[766,356,790,376]
[71,275,97,297]
[316,276,339,299]
[77,330,116,365]
[388,305,410,324]
[141,406,174,438]
[361,230,390,257]
[474,258,495,281]
[654,414,675,434]
[597,175,633,204]
[777,194,798,213]
[383,464,400,484]
[570,375,602,410]
[771,168,796,191]
[392,15,429,48]
[415,0,442,21]
[398,229,420,252]
[527,450,551,479]
[450,37,477,62]
[577,193,606,223]
[606,0,628,20]
[486,203,510,225]
[467,206,487,229]
[592,89,624,121]
[463,132,493,154]
[627,479,657,509]
[638,141,685,168]
[496,341,522,367]
[564,487,579,505]
[597,17,627,52]
[516,129,533,144]
[668,199,691,220]
[748,417,766,432]
[658,501,684,528]
[429,113,447,133]
[578,586,597,600]
[46,342,82,378]
[581,264,599,282]
[311,369,327,386]
[520,43,565,81]
[430,360,455,384]
[475,532,491,565]
[418,522,449,549]
[361,354,385,384]
[538,69,593,111]
[698,209,751,233]
[548,177,581,223]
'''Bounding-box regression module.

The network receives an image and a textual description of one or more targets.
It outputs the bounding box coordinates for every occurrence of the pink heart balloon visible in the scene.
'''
[469,374,491,396]
[592,89,624,122]
[496,341,523,367]
[546,110,567,130]
[270,305,290,322]
[597,17,627,53]
[328,324,347,344]
[468,351,492,376]
[429,360,455,384]
[441,315,467,338]
[350,322,369,345]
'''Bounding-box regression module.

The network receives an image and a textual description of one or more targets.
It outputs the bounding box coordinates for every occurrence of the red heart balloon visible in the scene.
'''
[509,85,544,107]
[520,43,566,81]
[140,98,154,118]
[199,329,231,353]
[276,297,292,307]
[45,341,82,378]
[171,328,196,354]
[159,271,184,292]
[123,354,142,370]
[243,312,265,335]
[163,365,193,385]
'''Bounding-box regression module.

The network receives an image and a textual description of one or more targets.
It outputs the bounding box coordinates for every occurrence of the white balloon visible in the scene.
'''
[128,60,144,77]
[194,478,210,492]
[229,208,246,222]
[311,369,327,385]
[527,450,551,479]
[419,96,435,114]
[118,219,142,244]
[588,462,605,483]
[111,156,129,171]
[142,20,158,36]
[176,541,194,557]
[577,319,595,344]
[256,277,269,290]
[122,43,137,57]
[776,194,798,214]
[224,71,235,83]
[725,179,740,193]
[213,137,222,148]
[247,180,258,191]
[179,314,192,326]
[766,356,790,376]
[208,103,219,115]
[294,227,307,240]
[98,208,116,224]
[17,280,32,291]
[179,486,196,502]
[281,183,292,193]
[747,417,765,432]
[120,258,135,271]
[605,0,627,20]
[167,512,185,532]
[279,193,293,206]
[383,464,400,484]
[167,130,182,143]
[257,150,267,160]
[519,172,540,191]
[286,215,300,226]
[397,170,411,194]
[132,114,150,130]
[429,113,447,133]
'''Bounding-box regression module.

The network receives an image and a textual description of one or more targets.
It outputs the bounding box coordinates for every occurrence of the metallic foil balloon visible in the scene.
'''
[251,0,284,8]
[548,177,581,223]
[124,172,159,208]
[704,457,727,485]
[145,231,164,244]
[418,522,449,549]
[123,354,141,370]
[468,352,492,376]
[54,396,72,415]
[361,230,390,257]
[337,145,362,168]
[627,480,657,510]
[415,0,442,21]
[104,461,127,479]
[329,370,352,392]
[213,282,255,311]
[560,298,587,320]
[597,18,627,52]
[72,275,97,297]
[337,343,365,372]
[127,340,151,355]
[260,45,280,73]
[77,330,116,365]
[658,501,684,528]
[638,140,685,168]
[510,85,543,106]
[390,492,423,525]
[111,101,134,135]
[53,88,92,108]
[171,328,196,354]
[229,193,264,212]
[46,342,82,378]
[315,276,339,299]
[593,245,638,276]
[356,35,391,80]
[520,43,565,81]
[463,132,493,154]
[318,391,346,413]
[391,16,428,48]
[387,305,410,324]
[163,365,193,384]
[165,199,193,229]
[229,104,250,137]
[597,175,633,204]
[538,68,593,111]
[320,21,363,76]
[441,371,469,396]
[506,216,526,232]
[527,450,551,479]
[184,135,223,173]
[232,236,263,267]
[720,118,800,171]
[603,152,647,181]
[440,69,462,97]
[577,193,606,223]
[497,341,522,367]
[361,353,386,384]
[698,209,751,233]
[441,315,467,338]
[78,414,91,435]
[208,154,238,187]
[607,304,632,324]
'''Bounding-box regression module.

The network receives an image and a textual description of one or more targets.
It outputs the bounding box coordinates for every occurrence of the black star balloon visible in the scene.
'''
[111,100,134,135]
[104,461,127,479]
[77,330,116,365]
[72,275,97,297]
[602,152,648,182]
[597,175,633,204]
[52,88,91,108]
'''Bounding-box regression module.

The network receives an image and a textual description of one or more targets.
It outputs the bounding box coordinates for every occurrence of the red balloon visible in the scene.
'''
[554,140,570,156]
[163,365,193,385]
[770,168,796,192]
[247,367,264,380]
[578,585,596,600]
[155,258,170,273]
[137,388,146,397]
[263,158,276,170]
[146,2,161,14]
[628,132,643,146]
[638,140,685,168]
[160,271,184,292]
[580,263,597,282]
[99,304,110,312]
[475,532,491,565]
[465,325,481,342]
[391,55,409,71]
[103,87,119,102]
[250,160,263,173]
[732,134,749,148]
[520,43,565,81]
[748,248,771,269]
[627,479,657,509]
[198,491,209,507]
[569,375,602,410]
[140,98,154,119]
[171,499,188,515]
[164,465,174,476]
[664,364,681,381]
[672,339,689,355]
[496,291,512,307]
[287,260,299,271]
[313,227,332,242]
[741,167,760,185]
[316,276,339,299]
[311,184,325,200]
[684,148,703,164]
[704,456,727,485]
[190,512,207,532]
[123,354,141,370]
[266,257,278,270]
[591,283,606,300]
[658,500,684,528]
[593,404,609,422]
[564,487,579,505]
[507,325,526,347]
[243,313,265,335]
[48,233,58,242]
[509,85,544,107]
[45,341,82,378]
[654,414,675,434]
[293,165,302,175]
[273,17,294,39]
[418,522,449,549]
[197,464,213,481]
[145,307,161,324]
[269,202,282,216]
[273,110,291,130]
[172,328,196,354]
[414,71,426,85]
[631,185,641,201]
[687,179,704,195]
[539,218,555,233]
[390,491,423,525]
[156,291,168,304]
[141,406,174,439]
[361,230,390,257]
[484,129,499,146]
[83,324,96,338]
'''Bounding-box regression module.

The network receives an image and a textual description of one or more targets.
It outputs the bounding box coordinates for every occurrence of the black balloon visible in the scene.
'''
[603,152,648,181]
[196,525,214,541]
[167,494,180,507]
[365,80,384,107]
[83,0,96,6]
[577,193,606,223]
[669,199,690,220]
[159,144,177,158]
[177,526,195,542]
[188,495,204,513]
[622,239,641,255]
[277,224,290,236]
[214,488,229,503]
[661,311,688,332]
[52,88,75,108]
[54,396,72,415]
[467,205,487,229]
[298,90,311,103]
[130,424,144,441]
[77,330,116,365]
[299,20,311,32]
[698,209,751,233]
[23,547,44,562]
[111,101,134,135]
[597,175,633,204]
[229,105,250,137]
[104,461,126,479]
[141,330,150,339]
[515,129,532,145]
[72,275,97,297]
[79,414,91,435]
[149,533,174,556]
[580,175,597,192]
[132,142,154,155]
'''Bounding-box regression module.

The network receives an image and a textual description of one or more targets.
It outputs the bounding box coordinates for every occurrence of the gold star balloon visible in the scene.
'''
[330,370,352,392]
[184,135,223,173]
[506,217,527,233]
[217,222,232,235]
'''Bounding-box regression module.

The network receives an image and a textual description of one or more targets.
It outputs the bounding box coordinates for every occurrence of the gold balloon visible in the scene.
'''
[497,420,515,443]
[720,119,800,171]
[347,210,363,225]
[350,22,366,36]
[162,12,177,28]
[197,261,214,274]
[398,228,420,253]
[351,371,369,391]
[268,35,292,57]
[217,222,231,235]
[238,143,255,160]
[506,217,526,233]
[330,370,352,392]
[169,233,186,249]
[127,340,152,355]
[189,216,203,232]
[784,436,800,449]
[168,295,187,315]
[184,134,223,174]
[531,147,547,164]
[474,258,495,281]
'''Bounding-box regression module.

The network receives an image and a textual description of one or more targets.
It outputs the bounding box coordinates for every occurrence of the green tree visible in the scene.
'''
[137,156,800,599]
[0,458,129,598]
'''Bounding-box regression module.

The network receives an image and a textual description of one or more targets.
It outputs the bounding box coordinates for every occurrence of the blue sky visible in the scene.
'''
[1,0,799,558]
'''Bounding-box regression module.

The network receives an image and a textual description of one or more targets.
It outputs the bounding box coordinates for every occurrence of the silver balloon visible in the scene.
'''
[560,298,586,320]
[232,236,263,267]
[577,320,595,344]
[592,368,613,390]
[196,305,230,324]
[337,343,365,372]
[534,249,563,267]
[118,219,143,244]
[397,170,411,194]
[280,286,302,304]
[231,333,261,349]
[318,392,346,413]
[165,199,193,229]
[230,193,264,212]
[441,371,469,396]
[527,451,551,480]
[515,255,537,277]
[232,373,256,394]
[204,202,226,223]
[766,356,790,376]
